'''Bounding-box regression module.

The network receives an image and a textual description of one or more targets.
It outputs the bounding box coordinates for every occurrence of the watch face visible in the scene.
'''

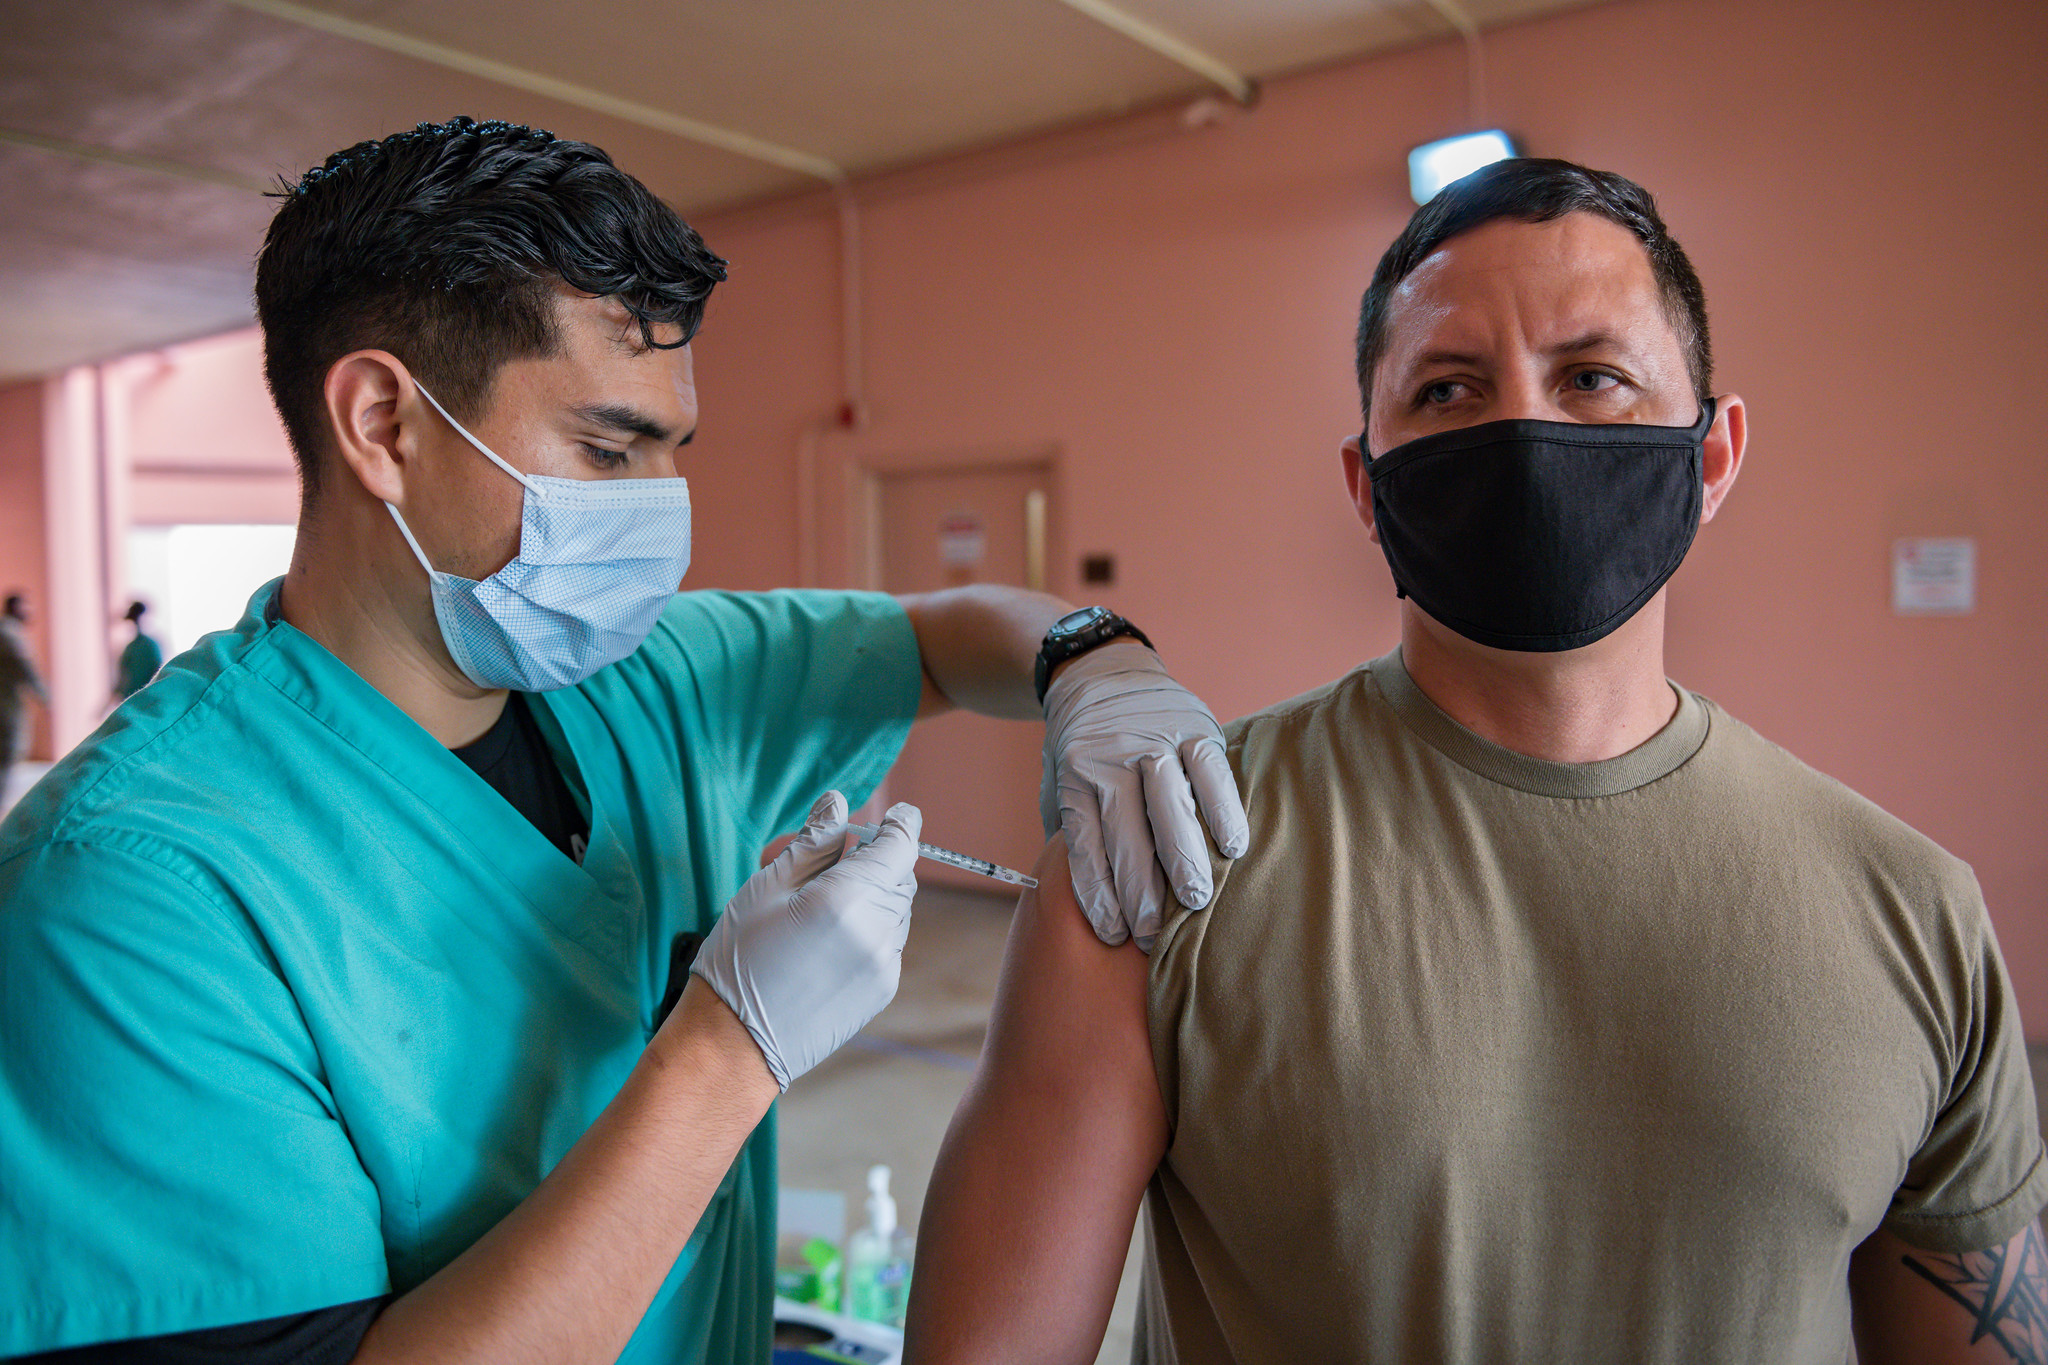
[1053,605,1110,638]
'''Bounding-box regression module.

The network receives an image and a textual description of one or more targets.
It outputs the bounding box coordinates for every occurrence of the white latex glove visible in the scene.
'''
[1040,641,1250,951]
[691,791,921,1091]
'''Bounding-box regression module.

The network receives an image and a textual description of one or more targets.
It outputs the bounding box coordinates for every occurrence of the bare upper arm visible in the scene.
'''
[1850,1219,2048,1364]
[893,592,954,719]
[903,837,1168,1365]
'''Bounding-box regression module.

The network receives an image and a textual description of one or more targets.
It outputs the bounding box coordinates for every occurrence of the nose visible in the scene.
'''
[1488,366,1567,423]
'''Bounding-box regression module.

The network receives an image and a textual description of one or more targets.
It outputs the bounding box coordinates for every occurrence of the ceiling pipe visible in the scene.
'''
[794,185,867,590]
[221,0,870,588]
[1048,0,1256,105]
[221,0,848,185]
[0,125,272,194]
[1418,0,1487,128]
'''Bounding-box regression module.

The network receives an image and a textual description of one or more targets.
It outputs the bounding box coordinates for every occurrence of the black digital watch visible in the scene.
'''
[1034,606,1154,704]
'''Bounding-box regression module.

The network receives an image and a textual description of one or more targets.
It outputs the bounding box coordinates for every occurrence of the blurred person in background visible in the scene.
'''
[0,592,47,794]
[110,599,164,703]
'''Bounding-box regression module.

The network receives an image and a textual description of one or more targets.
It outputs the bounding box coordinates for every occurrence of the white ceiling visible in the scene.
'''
[0,0,1604,381]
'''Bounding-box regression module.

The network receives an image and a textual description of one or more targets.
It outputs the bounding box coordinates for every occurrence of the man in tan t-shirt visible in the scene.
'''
[905,158,2048,1364]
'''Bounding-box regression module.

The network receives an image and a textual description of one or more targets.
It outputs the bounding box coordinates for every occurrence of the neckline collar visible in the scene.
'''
[243,579,628,913]
[1368,648,1708,798]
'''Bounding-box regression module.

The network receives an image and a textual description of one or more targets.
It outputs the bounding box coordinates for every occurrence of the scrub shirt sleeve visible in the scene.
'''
[637,590,924,843]
[0,839,390,1355]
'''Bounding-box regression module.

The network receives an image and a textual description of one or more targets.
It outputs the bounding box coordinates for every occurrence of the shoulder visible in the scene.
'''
[1213,666,1399,827]
[0,836,269,1035]
[0,621,277,910]
[1223,666,1379,768]
[1,629,274,862]
[1695,697,1979,904]
[1153,666,1387,959]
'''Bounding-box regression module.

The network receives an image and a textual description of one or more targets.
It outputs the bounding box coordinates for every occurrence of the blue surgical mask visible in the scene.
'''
[387,381,692,692]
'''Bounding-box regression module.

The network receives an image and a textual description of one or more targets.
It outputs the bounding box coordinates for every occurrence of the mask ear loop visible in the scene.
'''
[413,379,541,494]
[385,378,532,578]
[384,501,441,579]
[1690,395,1718,439]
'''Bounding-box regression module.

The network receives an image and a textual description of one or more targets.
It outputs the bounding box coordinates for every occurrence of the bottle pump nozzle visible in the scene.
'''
[865,1164,897,1238]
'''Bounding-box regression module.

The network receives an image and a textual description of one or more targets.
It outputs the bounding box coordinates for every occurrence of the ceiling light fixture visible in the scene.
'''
[1407,129,1518,205]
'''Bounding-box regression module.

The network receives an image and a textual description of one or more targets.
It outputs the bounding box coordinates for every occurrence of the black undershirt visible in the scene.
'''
[12,697,589,1363]
[8,1299,387,1365]
[451,692,591,864]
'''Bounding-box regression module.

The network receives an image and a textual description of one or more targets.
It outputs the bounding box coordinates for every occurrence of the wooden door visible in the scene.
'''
[875,462,1052,883]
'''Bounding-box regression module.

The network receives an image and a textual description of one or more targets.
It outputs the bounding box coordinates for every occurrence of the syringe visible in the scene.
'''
[848,822,1039,889]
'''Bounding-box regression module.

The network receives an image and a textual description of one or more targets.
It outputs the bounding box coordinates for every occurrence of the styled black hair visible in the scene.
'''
[1354,158,1711,422]
[124,600,149,622]
[255,117,728,500]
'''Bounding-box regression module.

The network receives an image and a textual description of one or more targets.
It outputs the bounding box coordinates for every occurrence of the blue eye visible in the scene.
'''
[1422,380,1463,405]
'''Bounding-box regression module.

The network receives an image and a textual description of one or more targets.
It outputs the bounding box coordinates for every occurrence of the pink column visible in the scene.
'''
[41,366,110,752]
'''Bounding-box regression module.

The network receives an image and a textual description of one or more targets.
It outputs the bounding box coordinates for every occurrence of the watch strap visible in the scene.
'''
[1035,608,1154,704]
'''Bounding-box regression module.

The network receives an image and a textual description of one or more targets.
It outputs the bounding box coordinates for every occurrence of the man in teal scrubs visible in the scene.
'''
[109,600,164,702]
[0,118,1247,1363]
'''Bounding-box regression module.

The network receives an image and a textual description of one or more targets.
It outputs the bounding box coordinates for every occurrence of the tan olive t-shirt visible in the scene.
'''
[1138,651,2047,1364]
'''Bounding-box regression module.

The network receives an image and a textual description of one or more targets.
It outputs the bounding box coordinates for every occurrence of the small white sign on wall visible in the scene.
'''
[938,512,986,567]
[1891,537,1976,615]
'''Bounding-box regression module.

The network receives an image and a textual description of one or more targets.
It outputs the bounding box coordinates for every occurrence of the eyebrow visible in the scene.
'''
[569,401,685,445]
[1406,330,1639,374]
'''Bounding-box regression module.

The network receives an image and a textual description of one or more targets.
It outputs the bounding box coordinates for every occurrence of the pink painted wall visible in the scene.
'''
[682,0,2048,1019]
[120,329,299,526]
[40,368,109,751]
[34,0,2045,1021]
[0,381,52,761]
[3,332,299,757]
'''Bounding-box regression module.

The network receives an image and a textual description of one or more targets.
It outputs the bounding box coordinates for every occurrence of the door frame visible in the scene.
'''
[845,445,1066,597]
[842,446,1066,847]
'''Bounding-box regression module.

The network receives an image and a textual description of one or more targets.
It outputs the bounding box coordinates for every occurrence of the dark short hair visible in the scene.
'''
[2,593,22,618]
[125,600,148,622]
[1354,158,1711,423]
[256,117,728,500]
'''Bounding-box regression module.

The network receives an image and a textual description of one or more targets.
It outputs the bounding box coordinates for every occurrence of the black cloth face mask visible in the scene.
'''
[1365,398,1715,653]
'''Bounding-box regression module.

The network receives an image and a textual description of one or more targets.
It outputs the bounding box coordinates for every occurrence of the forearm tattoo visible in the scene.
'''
[1903,1221,2048,1362]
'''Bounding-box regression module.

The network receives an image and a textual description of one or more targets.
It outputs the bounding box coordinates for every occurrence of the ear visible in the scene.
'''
[1340,434,1382,546]
[320,350,421,506]
[1699,393,1748,525]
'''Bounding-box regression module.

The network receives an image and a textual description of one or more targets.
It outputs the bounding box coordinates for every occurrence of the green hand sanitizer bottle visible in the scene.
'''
[847,1164,913,1329]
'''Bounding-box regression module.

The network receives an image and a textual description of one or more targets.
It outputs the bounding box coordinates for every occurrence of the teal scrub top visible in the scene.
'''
[0,581,923,1358]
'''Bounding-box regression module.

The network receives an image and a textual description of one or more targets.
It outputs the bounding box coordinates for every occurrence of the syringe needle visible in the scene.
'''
[846,823,1039,889]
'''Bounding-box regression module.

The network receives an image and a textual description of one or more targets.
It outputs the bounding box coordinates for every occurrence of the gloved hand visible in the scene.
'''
[1040,641,1250,951]
[691,791,921,1091]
